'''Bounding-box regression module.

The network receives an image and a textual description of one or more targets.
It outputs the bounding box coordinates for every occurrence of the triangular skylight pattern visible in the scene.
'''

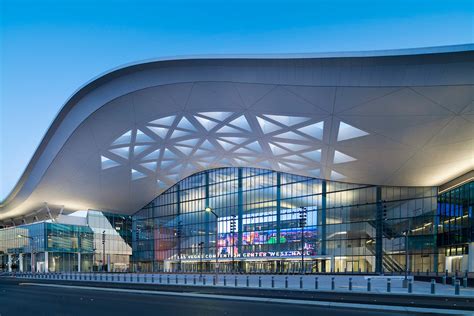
[274,131,306,140]
[333,150,356,164]
[133,145,149,156]
[163,149,178,159]
[147,126,168,138]
[141,162,157,172]
[264,115,310,126]
[337,122,369,141]
[198,112,233,122]
[330,170,345,180]
[112,131,132,146]
[301,149,321,162]
[269,143,290,155]
[101,156,120,170]
[131,169,147,180]
[216,125,242,133]
[257,117,282,134]
[217,139,236,150]
[170,129,191,139]
[104,112,368,186]
[142,149,161,161]
[298,121,324,140]
[109,147,130,159]
[135,130,154,143]
[150,115,176,126]
[219,137,248,144]
[175,145,194,155]
[229,115,251,131]
[177,117,197,131]
[195,116,219,131]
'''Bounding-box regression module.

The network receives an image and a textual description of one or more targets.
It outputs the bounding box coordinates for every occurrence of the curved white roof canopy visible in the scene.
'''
[1,45,473,221]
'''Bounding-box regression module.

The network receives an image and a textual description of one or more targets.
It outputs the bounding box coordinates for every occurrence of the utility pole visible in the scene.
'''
[299,207,307,274]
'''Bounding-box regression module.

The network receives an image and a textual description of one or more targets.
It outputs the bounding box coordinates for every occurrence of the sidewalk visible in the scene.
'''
[13,273,474,297]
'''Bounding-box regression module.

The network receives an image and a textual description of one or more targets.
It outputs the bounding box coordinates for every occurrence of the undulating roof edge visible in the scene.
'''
[1,44,473,214]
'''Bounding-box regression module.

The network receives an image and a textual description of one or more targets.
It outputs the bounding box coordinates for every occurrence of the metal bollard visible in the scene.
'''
[367,278,371,292]
[408,280,413,293]
[349,278,352,291]
[387,278,391,293]
[184,275,187,285]
[331,277,335,290]
[452,276,456,286]
[271,276,275,288]
[300,276,303,289]
[455,280,460,295]
[442,276,446,285]
[176,275,179,284]
[463,277,467,288]
[285,276,288,289]
[213,275,216,286]
[315,277,318,290]
[247,276,250,287]
[193,275,196,285]
[203,275,206,285]
[431,279,436,294]
[224,275,227,286]
[234,275,237,287]
[152,275,154,283]
[167,275,170,284]
[258,276,262,288]
[159,275,162,284]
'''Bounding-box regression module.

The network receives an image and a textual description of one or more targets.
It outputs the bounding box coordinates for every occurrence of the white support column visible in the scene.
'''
[19,254,24,272]
[7,254,12,272]
[107,254,111,272]
[44,252,49,272]
[78,252,81,272]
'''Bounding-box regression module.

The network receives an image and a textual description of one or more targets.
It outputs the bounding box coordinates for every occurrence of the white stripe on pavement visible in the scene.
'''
[18,282,473,315]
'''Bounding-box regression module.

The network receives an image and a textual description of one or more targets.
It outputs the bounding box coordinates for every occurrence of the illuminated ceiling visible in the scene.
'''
[1,45,473,222]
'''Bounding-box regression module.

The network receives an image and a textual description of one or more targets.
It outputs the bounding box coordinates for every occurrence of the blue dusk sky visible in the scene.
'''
[0,0,473,199]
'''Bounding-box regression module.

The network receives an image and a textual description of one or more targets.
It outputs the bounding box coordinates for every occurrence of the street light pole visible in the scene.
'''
[299,207,307,275]
[403,219,411,287]
[102,230,106,272]
[230,215,236,273]
[17,234,35,273]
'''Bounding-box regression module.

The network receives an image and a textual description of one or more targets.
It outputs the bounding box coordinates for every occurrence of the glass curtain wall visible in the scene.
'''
[132,167,438,274]
[437,181,473,273]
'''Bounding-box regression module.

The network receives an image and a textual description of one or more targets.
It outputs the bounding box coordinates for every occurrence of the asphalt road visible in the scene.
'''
[0,278,460,316]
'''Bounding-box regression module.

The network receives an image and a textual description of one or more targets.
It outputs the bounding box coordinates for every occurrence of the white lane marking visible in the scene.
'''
[18,282,472,315]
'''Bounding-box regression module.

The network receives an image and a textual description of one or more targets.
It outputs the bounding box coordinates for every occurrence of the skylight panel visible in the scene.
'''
[337,122,369,141]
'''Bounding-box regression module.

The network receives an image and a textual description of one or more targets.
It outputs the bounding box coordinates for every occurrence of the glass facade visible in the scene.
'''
[132,167,448,274]
[437,181,474,273]
[0,211,132,272]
